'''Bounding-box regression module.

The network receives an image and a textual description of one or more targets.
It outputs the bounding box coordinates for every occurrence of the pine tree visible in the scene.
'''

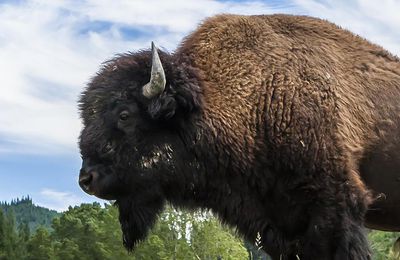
[27,226,54,260]
[0,209,6,259]
[4,210,16,260]
[17,222,30,259]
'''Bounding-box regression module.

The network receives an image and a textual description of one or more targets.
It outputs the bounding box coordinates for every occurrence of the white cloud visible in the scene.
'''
[38,188,102,212]
[0,0,285,155]
[294,0,400,56]
[0,0,399,155]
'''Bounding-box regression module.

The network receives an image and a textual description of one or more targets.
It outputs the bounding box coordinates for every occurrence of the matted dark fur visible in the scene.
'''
[78,14,400,259]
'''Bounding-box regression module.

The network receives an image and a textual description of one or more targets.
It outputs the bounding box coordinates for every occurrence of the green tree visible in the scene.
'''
[191,211,248,260]
[17,221,30,259]
[27,226,55,260]
[1,210,19,260]
[53,238,83,260]
[7,199,400,260]
[0,196,59,232]
[0,209,6,260]
[369,230,400,260]
[132,208,194,260]
[52,203,250,259]
[132,206,248,260]
[51,203,131,260]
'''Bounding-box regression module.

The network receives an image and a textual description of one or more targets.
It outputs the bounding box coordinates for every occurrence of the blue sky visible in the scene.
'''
[0,0,399,211]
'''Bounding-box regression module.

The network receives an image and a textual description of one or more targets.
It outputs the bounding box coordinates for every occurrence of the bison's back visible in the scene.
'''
[178,14,400,231]
[179,14,400,167]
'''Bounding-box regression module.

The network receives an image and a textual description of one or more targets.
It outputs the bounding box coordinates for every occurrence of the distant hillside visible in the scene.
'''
[0,196,60,232]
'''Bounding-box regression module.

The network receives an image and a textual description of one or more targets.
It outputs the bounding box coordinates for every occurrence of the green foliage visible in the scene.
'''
[1,197,399,259]
[190,211,248,259]
[17,222,30,259]
[0,200,251,259]
[27,226,55,260]
[0,209,6,259]
[48,204,249,260]
[0,208,25,260]
[133,207,249,259]
[51,203,131,260]
[0,196,60,232]
[369,230,400,260]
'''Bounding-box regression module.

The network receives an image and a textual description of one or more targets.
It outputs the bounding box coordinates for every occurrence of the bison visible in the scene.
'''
[78,14,400,259]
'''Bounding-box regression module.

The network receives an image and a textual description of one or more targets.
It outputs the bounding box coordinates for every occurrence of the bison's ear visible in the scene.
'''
[146,71,201,121]
[141,42,201,120]
[147,92,177,120]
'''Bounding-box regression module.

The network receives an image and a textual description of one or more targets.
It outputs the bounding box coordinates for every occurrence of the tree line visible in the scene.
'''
[0,196,59,233]
[0,199,399,259]
[0,202,269,260]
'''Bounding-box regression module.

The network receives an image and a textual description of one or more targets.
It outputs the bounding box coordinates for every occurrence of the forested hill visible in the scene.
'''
[0,196,60,231]
[0,198,398,259]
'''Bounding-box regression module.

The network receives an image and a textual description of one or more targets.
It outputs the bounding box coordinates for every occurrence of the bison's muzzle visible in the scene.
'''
[78,167,97,196]
[78,159,132,200]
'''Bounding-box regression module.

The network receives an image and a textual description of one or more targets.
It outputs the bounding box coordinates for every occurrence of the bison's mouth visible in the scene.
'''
[79,169,117,200]
[115,194,165,250]
[79,162,132,200]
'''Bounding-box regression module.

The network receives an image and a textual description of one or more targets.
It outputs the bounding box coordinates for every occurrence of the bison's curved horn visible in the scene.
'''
[142,42,166,98]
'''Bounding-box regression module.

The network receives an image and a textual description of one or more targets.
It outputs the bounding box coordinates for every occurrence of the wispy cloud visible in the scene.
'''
[0,0,289,155]
[38,188,101,212]
[0,0,399,156]
[294,0,400,55]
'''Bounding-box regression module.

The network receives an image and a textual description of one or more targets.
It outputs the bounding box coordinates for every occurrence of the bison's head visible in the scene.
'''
[78,43,201,249]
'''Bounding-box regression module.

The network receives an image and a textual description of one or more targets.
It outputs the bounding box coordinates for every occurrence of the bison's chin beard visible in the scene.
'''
[115,193,164,251]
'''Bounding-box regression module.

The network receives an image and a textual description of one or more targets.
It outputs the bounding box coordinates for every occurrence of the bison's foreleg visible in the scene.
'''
[301,210,371,259]
[260,226,300,260]
[299,176,371,260]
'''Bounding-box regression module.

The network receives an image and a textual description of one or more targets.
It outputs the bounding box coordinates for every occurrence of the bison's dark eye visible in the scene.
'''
[119,111,129,121]
[102,140,114,154]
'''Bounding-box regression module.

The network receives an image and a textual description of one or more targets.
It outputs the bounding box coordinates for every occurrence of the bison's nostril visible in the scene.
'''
[79,172,93,191]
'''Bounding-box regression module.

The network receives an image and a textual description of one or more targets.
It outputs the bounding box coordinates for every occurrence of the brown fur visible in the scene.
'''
[79,14,400,259]
[179,13,400,209]
[177,14,400,258]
